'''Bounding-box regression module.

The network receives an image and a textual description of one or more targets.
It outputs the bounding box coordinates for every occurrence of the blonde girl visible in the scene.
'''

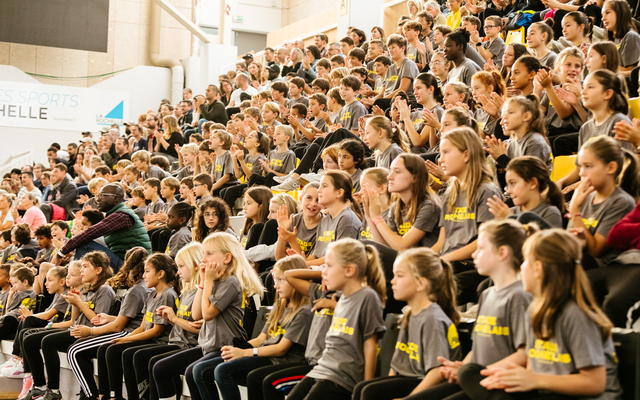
[154,233,264,400]
[193,254,312,400]
[358,168,390,240]
[460,229,620,400]
[364,154,441,250]
[408,219,532,400]
[353,248,460,400]
[432,128,501,304]
[128,244,202,400]
[276,183,323,260]
[364,116,411,169]
[288,239,386,400]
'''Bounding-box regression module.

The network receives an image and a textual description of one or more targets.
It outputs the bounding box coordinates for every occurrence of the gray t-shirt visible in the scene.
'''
[198,276,246,353]
[483,37,506,67]
[577,113,634,164]
[166,226,192,258]
[119,281,151,332]
[305,283,335,365]
[539,51,558,68]
[143,288,178,343]
[261,304,312,365]
[542,90,583,132]
[75,285,116,327]
[440,183,501,260]
[307,286,386,391]
[0,290,9,315]
[568,186,635,266]
[37,246,56,263]
[525,300,622,400]
[169,288,199,349]
[1,289,36,320]
[351,169,363,193]
[162,197,179,214]
[474,108,498,140]
[384,58,420,104]
[615,31,640,67]
[376,143,403,169]
[391,303,461,378]
[143,165,167,181]
[511,201,563,229]
[313,207,362,258]
[336,101,368,131]
[360,209,389,241]
[47,293,69,322]
[176,165,195,181]
[291,213,319,256]
[268,149,296,175]
[213,151,238,184]
[406,43,428,69]
[146,198,165,215]
[408,107,445,153]
[386,198,441,247]
[447,58,481,86]
[505,131,552,171]
[243,153,268,178]
[465,44,486,70]
[471,280,531,365]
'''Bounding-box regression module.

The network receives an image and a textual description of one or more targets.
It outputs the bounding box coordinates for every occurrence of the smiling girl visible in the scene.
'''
[276,183,323,260]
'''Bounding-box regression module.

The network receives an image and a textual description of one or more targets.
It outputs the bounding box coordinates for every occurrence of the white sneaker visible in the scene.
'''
[0,356,19,373]
[1,358,24,378]
[299,173,321,186]
[272,176,301,192]
[273,171,293,183]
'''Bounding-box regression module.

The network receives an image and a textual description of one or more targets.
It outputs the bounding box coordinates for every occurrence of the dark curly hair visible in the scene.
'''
[194,198,232,242]
[106,247,148,289]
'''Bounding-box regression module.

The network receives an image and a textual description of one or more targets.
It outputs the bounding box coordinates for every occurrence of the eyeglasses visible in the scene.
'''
[193,183,203,188]
[96,193,117,201]
[484,25,496,29]
[430,61,446,66]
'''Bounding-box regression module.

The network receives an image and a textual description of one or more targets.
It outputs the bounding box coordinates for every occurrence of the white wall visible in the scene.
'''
[0,65,172,166]
[200,0,282,35]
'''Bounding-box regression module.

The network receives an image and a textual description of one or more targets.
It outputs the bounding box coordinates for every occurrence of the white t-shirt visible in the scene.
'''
[230,87,258,105]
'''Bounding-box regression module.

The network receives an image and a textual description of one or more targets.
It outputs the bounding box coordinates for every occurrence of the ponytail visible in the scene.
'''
[504,95,547,138]
[398,248,459,327]
[324,170,364,220]
[416,72,444,104]
[367,116,411,153]
[364,244,387,306]
[620,149,640,200]
[472,70,506,97]
[589,70,628,114]
[391,125,411,153]
[583,136,639,199]
[327,239,386,305]
[506,156,565,213]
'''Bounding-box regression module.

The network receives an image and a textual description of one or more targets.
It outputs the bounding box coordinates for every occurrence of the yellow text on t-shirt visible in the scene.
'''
[268,325,286,338]
[317,230,335,242]
[270,159,284,167]
[474,315,509,336]
[444,207,476,222]
[329,316,355,335]
[396,341,420,362]
[529,339,572,364]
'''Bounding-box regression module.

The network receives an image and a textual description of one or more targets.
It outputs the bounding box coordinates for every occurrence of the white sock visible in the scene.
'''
[24,373,32,377]
[35,386,46,391]
[51,389,60,394]
[159,396,177,400]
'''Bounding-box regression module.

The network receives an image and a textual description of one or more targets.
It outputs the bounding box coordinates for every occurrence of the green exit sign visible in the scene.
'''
[233,15,243,22]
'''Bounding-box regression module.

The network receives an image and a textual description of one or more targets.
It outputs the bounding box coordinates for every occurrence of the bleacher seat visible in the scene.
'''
[378,313,402,377]
[550,155,577,182]
[505,27,526,45]
[251,306,271,339]
[613,328,640,400]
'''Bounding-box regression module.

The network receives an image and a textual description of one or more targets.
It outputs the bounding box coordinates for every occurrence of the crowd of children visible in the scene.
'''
[2,0,640,398]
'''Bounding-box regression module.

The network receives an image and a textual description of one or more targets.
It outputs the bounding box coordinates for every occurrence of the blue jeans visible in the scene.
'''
[74,241,123,272]
[193,355,272,400]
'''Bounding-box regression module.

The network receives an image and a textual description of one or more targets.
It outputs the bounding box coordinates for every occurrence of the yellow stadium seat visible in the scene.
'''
[271,189,299,201]
[505,27,526,45]
[629,98,640,120]
[550,155,577,182]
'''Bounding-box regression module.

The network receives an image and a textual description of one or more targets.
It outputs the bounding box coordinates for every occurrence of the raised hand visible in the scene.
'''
[487,195,511,219]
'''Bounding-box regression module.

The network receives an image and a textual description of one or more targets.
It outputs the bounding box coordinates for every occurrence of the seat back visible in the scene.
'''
[505,27,526,45]
[378,313,402,377]
[613,328,640,400]
[251,306,272,340]
[550,155,577,182]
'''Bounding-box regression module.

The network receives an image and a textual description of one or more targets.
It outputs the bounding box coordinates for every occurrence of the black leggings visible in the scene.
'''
[149,227,171,253]
[221,183,248,210]
[352,375,422,400]
[248,172,279,188]
[309,128,372,173]
[0,315,20,340]
[246,362,309,400]
[97,340,156,398]
[18,327,64,374]
[294,142,322,175]
[153,347,220,400]
[11,315,48,356]
[25,329,78,389]
[588,264,640,327]
[128,344,181,400]
[458,363,572,400]
[286,377,352,400]
[403,381,469,400]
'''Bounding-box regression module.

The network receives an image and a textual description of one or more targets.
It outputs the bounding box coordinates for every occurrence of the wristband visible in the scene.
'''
[572,213,583,219]
[46,321,53,330]
[198,285,204,290]
[372,216,385,226]
[253,348,259,357]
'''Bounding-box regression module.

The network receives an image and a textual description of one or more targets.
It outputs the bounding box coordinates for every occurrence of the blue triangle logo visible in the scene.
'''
[105,101,124,119]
